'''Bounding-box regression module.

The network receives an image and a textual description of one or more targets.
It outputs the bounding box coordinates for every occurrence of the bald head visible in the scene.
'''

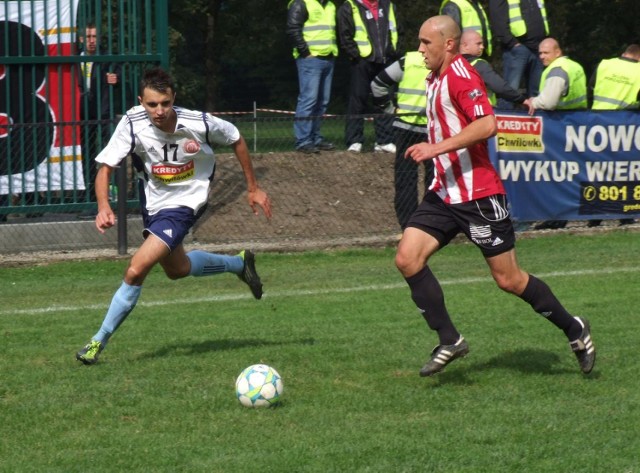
[539,38,560,52]
[423,15,461,44]
[460,30,484,56]
[418,15,462,73]
[538,37,562,67]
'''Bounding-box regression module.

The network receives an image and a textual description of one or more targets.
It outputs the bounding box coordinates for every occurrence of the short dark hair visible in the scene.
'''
[139,67,175,96]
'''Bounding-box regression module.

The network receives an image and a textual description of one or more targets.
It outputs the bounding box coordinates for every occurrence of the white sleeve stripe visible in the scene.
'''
[451,59,471,79]
[474,104,483,116]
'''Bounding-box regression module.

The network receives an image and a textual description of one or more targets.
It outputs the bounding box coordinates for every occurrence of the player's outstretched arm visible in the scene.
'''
[94,164,116,234]
[231,135,272,219]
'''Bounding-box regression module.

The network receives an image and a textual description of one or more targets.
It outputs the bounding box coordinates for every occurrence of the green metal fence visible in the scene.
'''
[1,0,168,221]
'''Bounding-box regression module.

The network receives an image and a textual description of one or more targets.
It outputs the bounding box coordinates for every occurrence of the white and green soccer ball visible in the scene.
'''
[235,364,283,407]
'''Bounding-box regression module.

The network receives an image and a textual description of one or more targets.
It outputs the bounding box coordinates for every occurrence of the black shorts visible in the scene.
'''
[406,191,516,257]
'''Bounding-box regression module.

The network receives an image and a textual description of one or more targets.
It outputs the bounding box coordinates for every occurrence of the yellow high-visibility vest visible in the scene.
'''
[346,0,397,58]
[290,0,338,59]
[396,51,428,125]
[540,56,587,110]
[592,58,640,110]
[508,0,549,37]
[440,0,492,56]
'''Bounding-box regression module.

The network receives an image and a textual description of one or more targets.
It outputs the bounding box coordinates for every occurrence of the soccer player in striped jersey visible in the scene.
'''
[395,16,595,377]
[76,67,272,365]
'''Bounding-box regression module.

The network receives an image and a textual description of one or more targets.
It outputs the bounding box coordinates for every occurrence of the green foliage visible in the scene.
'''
[1,231,639,471]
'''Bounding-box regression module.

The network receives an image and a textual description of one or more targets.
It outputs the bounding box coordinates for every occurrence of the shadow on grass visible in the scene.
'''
[137,337,316,360]
[475,348,589,375]
[430,348,599,385]
[479,349,596,375]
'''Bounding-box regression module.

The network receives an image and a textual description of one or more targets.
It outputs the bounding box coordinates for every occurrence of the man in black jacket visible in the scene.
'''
[79,23,129,208]
[337,0,401,154]
[489,0,549,110]
[460,30,526,107]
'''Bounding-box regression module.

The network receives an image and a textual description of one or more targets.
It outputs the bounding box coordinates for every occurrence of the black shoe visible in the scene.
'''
[297,144,320,154]
[569,317,595,374]
[619,219,634,225]
[420,336,469,377]
[587,220,602,228]
[315,140,335,151]
[237,250,263,299]
[534,220,567,230]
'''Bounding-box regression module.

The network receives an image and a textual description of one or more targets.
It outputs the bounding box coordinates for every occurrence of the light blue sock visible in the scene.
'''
[94,281,142,344]
[187,250,243,276]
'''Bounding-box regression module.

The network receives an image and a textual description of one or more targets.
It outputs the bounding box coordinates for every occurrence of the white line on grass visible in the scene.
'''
[3,266,638,316]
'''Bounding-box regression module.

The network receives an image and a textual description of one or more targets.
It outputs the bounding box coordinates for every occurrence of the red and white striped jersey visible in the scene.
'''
[426,54,505,204]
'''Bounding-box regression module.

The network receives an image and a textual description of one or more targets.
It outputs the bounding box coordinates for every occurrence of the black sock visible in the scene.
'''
[519,274,581,339]
[405,266,459,345]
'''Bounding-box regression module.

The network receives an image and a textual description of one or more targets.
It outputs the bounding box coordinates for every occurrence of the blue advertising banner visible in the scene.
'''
[490,111,640,221]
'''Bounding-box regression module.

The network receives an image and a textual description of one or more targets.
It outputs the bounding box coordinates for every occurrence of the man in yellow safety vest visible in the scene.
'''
[590,44,640,110]
[523,38,587,115]
[587,44,640,227]
[371,50,432,229]
[523,37,587,231]
[287,0,338,154]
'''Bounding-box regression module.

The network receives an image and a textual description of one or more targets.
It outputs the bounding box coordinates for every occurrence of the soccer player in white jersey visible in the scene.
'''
[395,16,595,376]
[76,67,272,365]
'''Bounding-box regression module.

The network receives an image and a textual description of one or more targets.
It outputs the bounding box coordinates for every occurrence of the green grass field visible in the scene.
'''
[1,230,639,472]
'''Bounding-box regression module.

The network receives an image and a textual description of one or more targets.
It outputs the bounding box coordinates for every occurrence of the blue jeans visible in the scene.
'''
[294,56,334,148]
[497,44,544,110]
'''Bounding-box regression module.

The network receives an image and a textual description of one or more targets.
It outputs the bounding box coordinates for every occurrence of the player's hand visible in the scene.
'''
[405,142,436,163]
[248,188,272,220]
[95,207,116,234]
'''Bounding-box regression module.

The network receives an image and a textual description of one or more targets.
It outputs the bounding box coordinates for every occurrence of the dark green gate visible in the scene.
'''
[0,0,168,251]
[0,0,168,222]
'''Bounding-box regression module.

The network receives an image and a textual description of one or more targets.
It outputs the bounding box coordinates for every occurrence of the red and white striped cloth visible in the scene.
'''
[426,55,505,204]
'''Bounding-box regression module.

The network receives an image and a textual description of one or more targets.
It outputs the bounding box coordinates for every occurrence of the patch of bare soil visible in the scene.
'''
[192,150,403,246]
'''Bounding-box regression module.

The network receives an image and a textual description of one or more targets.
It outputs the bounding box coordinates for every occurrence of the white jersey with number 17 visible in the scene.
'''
[95,105,240,215]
